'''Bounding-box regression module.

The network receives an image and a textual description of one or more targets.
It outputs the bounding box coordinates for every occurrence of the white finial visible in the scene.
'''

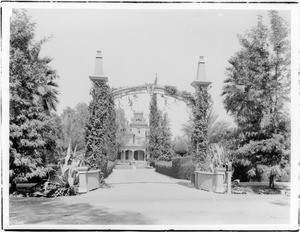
[89,50,108,82]
[96,51,102,58]
[191,55,211,88]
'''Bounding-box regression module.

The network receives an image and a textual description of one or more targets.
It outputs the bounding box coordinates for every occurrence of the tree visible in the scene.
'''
[115,108,129,152]
[207,111,231,144]
[222,12,290,141]
[148,91,174,163]
[158,112,173,161]
[173,136,189,156]
[182,110,230,146]
[222,11,290,187]
[9,10,60,184]
[60,107,76,148]
[85,81,117,171]
[60,103,89,152]
[148,93,161,163]
[41,113,64,165]
[222,15,271,136]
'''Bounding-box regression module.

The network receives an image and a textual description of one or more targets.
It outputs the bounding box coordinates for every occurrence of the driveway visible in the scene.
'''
[9,168,290,227]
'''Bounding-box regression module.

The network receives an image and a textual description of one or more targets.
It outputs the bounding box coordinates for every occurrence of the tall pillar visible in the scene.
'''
[85,51,110,170]
[191,56,212,164]
[89,51,108,83]
[191,56,211,89]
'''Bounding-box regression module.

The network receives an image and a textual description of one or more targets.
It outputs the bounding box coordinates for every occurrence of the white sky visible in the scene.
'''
[26,8,290,137]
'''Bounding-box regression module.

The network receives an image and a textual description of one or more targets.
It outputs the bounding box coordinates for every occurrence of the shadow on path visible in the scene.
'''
[108,181,176,185]
[268,200,289,207]
[176,181,195,189]
[10,197,152,225]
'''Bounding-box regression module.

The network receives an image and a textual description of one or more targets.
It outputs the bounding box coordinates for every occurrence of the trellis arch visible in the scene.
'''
[87,51,212,163]
[111,83,195,107]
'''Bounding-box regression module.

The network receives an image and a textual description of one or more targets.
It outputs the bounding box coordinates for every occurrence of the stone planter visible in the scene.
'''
[191,173,196,185]
[193,171,226,193]
[215,167,226,173]
[77,166,102,193]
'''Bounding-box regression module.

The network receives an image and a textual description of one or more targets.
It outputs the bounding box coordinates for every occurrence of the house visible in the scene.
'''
[118,112,149,162]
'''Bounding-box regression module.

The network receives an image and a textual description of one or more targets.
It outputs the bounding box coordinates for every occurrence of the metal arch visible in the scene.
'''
[111,83,192,106]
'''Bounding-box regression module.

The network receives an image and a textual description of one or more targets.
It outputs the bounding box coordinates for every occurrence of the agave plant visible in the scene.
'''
[59,143,81,187]
[207,143,227,172]
[41,142,82,197]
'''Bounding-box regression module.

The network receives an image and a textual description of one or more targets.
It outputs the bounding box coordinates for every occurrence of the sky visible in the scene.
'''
[24,7,291,137]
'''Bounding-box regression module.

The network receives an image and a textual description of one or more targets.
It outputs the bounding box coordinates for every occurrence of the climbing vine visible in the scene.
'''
[163,84,211,164]
[85,81,117,171]
[164,85,196,107]
[191,86,212,163]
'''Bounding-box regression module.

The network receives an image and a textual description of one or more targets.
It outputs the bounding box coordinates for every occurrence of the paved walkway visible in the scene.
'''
[10,168,290,226]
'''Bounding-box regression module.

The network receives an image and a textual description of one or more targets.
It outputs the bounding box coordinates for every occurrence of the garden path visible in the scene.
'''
[9,168,290,227]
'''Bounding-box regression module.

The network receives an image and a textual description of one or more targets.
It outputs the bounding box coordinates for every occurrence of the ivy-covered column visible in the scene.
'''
[85,51,117,172]
[191,56,212,164]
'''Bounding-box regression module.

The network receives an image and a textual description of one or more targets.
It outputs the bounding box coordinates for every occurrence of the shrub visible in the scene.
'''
[104,161,115,178]
[148,157,156,167]
[172,156,195,180]
[172,156,190,177]
[155,161,174,177]
[256,165,270,182]
[277,164,290,182]
[232,159,251,182]
[277,168,290,182]
[178,161,196,180]
[174,139,188,156]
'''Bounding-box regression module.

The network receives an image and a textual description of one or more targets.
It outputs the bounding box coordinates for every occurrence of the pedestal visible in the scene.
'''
[227,171,232,194]
[77,166,89,193]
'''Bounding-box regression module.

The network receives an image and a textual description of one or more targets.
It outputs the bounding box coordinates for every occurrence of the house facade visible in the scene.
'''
[118,112,149,162]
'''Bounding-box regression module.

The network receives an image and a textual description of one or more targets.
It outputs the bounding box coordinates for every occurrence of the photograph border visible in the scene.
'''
[1,1,299,230]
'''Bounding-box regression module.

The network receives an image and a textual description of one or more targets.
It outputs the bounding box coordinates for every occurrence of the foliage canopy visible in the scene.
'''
[10,10,60,183]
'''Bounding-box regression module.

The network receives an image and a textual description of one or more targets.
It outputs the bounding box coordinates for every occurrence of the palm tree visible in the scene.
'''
[30,41,59,113]
[181,110,231,145]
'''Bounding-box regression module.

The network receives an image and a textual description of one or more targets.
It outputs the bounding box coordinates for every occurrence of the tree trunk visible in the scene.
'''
[10,180,17,194]
[269,175,275,189]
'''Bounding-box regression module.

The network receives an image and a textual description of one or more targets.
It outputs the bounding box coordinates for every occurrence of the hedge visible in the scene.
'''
[172,156,191,178]
[155,156,195,180]
[155,161,174,177]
